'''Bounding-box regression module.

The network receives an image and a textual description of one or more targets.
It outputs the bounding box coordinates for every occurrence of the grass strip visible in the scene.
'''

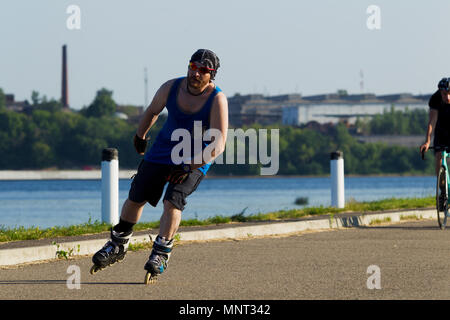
[0,196,435,243]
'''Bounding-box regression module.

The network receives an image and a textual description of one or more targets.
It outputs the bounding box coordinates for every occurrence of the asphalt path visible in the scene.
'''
[2,219,450,300]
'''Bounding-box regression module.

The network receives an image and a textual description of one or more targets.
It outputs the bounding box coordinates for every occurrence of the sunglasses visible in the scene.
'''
[189,62,214,75]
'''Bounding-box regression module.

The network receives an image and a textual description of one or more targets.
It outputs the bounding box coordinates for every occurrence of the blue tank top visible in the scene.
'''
[145,77,222,175]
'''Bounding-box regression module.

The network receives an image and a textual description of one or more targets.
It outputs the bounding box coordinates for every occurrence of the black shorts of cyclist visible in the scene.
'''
[434,134,450,154]
[128,160,205,211]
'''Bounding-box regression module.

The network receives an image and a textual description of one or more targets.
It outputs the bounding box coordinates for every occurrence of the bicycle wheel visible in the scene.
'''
[437,166,448,230]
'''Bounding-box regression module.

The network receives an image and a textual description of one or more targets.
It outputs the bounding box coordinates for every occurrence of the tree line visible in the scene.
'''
[0,88,434,175]
[355,106,428,135]
[211,123,433,176]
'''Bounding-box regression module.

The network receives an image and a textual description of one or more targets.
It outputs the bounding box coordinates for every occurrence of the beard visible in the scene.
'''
[187,74,209,90]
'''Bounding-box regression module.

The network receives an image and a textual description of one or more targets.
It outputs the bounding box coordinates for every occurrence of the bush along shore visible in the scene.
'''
[0,196,435,243]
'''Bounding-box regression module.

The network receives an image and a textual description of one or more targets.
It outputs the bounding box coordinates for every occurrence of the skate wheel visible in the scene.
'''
[144,272,156,285]
[90,265,101,275]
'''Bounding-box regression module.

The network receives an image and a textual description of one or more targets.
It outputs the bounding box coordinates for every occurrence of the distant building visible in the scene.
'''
[228,92,430,127]
[114,112,129,120]
[5,94,30,112]
[116,104,144,123]
[283,93,429,126]
[228,93,305,127]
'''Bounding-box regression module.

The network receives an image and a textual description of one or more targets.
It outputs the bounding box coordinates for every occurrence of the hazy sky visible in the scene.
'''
[1,0,449,110]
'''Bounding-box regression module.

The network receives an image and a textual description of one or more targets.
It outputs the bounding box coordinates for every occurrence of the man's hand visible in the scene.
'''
[420,141,430,160]
[167,164,192,184]
[134,134,148,155]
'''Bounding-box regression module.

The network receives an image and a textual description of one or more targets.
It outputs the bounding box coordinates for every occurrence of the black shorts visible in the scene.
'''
[128,160,205,211]
[434,133,450,153]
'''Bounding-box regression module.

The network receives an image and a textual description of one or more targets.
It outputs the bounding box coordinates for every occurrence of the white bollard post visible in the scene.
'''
[101,148,119,225]
[331,151,345,208]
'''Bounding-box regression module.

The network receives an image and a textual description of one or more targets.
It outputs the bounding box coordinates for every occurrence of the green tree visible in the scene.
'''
[83,88,116,118]
[31,90,40,106]
[31,141,54,168]
[0,88,5,111]
[357,106,428,135]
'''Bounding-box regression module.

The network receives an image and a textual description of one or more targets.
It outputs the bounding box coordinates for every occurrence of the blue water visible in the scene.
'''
[0,176,435,229]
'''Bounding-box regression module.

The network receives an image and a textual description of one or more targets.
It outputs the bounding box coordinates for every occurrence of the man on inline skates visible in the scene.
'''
[91,49,228,281]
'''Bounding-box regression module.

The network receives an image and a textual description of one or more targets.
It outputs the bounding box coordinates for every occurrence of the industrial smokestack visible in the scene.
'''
[61,44,69,108]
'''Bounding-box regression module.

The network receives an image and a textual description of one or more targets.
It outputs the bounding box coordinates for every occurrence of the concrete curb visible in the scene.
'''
[0,208,437,267]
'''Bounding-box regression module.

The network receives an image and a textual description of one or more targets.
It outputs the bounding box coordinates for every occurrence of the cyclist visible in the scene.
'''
[420,77,450,209]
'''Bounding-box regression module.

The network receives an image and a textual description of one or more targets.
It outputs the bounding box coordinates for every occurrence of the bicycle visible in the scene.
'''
[422,146,450,229]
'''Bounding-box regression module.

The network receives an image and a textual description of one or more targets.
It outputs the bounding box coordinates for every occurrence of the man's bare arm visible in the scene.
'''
[420,109,438,153]
[136,80,174,139]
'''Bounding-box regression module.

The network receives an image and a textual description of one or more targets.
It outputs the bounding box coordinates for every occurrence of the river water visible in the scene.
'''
[0,176,435,229]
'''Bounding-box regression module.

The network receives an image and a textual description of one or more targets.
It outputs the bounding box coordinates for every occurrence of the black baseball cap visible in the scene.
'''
[190,49,220,79]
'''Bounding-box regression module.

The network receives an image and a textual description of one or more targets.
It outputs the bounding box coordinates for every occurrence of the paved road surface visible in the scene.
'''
[1,219,450,300]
